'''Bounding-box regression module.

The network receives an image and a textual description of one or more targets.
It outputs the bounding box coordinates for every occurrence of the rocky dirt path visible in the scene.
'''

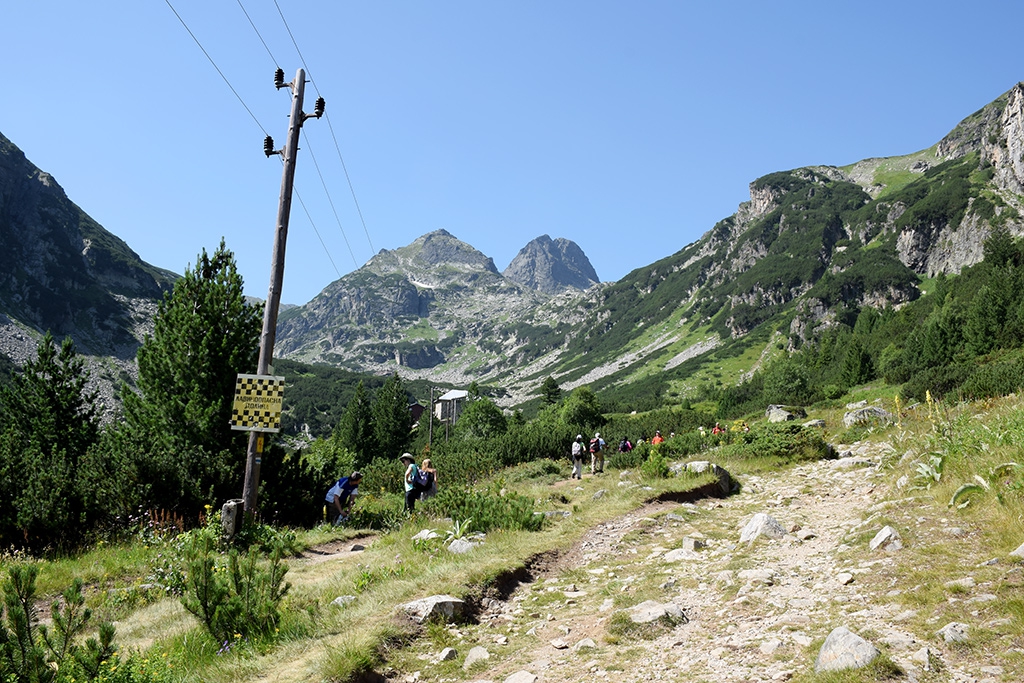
[423,441,1021,683]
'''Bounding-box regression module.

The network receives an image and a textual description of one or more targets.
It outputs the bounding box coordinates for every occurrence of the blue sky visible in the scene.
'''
[3,1,1023,305]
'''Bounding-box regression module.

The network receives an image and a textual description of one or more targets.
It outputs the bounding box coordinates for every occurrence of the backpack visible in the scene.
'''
[590,439,601,454]
[413,467,431,491]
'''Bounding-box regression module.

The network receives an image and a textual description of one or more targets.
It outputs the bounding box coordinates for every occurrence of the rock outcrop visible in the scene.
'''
[502,235,599,294]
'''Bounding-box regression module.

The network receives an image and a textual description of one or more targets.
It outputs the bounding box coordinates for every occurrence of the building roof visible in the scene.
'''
[437,389,469,401]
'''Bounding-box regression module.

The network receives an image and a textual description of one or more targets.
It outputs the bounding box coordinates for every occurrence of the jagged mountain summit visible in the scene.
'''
[275,230,556,375]
[502,235,599,294]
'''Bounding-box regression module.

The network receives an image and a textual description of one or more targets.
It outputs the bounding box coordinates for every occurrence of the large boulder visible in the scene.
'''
[815,626,880,672]
[766,405,806,422]
[401,595,466,623]
[843,406,893,429]
[684,461,738,496]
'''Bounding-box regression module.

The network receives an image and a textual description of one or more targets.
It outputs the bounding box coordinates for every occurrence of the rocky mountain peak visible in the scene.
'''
[366,229,499,283]
[502,234,599,294]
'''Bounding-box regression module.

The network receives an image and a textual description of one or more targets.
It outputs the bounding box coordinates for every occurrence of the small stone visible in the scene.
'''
[550,638,568,650]
[869,526,903,551]
[936,622,969,643]
[574,638,597,651]
[627,600,685,624]
[504,672,538,683]
[463,645,490,669]
[350,544,365,552]
[332,595,356,607]
[739,513,787,543]
[837,572,854,585]
[437,647,457,662]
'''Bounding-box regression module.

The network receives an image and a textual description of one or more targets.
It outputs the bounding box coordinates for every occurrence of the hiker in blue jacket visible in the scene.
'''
[325,471,362,525]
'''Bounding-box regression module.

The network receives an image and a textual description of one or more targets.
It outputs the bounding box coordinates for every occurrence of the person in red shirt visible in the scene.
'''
[651,430,665,445]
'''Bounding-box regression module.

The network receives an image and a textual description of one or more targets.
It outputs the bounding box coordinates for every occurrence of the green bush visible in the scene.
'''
[718,424,831,464]
[639,451,670,480]
[422,486,543,533]
[178,528,290,645]
[0,564,170,683]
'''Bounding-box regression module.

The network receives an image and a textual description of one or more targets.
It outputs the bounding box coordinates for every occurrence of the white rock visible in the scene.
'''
[437,647,457,662]
[815,626,880,672]
[936,621,969,643]
[504,671,538,683]
[574,638,597,651]
[869,526,903,551]
[463,646,490,669]
[740,513,787,543]
[627,600,685,624]
[401,595,466,624]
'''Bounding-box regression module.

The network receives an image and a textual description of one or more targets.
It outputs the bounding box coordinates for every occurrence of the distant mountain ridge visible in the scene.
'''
[4,84,1024,415]
[275,230,586,374]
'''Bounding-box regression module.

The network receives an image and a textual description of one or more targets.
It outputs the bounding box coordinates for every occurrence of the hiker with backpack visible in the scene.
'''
[418,458,438,500]
[400,453,433,513]
[590,432,606,474]
[618,436,633,453]
[325,471,362,526]
[570,434,586,479]
[400,453,420,513]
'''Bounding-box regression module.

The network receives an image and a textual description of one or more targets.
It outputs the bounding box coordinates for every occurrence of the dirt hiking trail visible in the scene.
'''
[403,441,1020,683]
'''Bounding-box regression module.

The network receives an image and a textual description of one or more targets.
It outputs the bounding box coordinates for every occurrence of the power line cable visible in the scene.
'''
[294,185,346,282]
[235,0,279,66]
[302,129,359,268]
[234,0,352,276]
[163,0,268,136]
[274,0,376,256]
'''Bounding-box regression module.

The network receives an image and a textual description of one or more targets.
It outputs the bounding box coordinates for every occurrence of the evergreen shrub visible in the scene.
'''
[718,424,830,464]
[422,486,542,533]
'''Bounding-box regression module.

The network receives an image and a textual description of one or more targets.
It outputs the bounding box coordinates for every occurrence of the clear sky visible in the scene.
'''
[3,1,1023,305]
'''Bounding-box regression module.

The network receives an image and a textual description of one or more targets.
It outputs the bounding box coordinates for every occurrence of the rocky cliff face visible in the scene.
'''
[275,230,557,380]
[502,235,600,294]
[0,131,177,410]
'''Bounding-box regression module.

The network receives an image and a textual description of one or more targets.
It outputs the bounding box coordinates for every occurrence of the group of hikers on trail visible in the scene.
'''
[323,453,440,525]
[323,419,748,524]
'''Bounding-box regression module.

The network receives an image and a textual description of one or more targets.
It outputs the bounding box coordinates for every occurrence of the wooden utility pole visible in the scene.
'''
[242,68,323,514]
[427,386,434,448]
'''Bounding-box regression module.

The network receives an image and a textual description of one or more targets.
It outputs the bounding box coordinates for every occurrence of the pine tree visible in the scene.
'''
[335,380,374,469]
[541,376,561,405]
[0,333,100,546]
[371,373,411,460]
[121,240,261,514]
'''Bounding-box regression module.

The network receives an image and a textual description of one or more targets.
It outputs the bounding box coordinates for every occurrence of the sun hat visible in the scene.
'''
[594,432,600,438]
[576,434,583,439]
[398,453,414,463]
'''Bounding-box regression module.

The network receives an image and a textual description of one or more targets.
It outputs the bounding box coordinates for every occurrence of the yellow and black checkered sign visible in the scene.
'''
[230,374,285,432]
